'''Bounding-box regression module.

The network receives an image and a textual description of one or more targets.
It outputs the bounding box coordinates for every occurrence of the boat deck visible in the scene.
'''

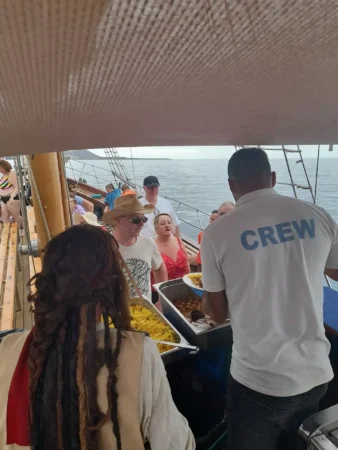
[0,206,44,331]
[15,247,33,330]
[0,222,33,330]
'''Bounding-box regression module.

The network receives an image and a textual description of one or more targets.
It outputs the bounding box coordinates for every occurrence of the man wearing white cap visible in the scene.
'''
[103,194,168,301]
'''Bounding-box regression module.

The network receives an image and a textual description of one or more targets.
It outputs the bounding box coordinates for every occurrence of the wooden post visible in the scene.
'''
[57,152,71,229]
[28,153,66,255]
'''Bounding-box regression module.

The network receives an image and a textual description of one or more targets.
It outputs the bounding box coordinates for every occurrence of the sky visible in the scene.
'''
[90,145,337,159]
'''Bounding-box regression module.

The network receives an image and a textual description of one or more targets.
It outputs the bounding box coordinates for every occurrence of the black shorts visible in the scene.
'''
[0,194,19,204]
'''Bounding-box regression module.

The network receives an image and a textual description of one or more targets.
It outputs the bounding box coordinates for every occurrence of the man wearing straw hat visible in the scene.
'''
[103,194,168,301]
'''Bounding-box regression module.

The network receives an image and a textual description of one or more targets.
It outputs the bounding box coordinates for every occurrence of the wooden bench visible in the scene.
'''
[0,222,21,330]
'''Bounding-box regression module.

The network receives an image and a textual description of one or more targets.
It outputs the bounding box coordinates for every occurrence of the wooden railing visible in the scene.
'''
[0,222,21,330]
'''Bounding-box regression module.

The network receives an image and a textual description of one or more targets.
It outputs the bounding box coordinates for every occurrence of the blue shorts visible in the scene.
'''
[74,195,83,206]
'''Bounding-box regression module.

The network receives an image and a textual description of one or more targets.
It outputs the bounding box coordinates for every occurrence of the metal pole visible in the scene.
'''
[296,145,315,202]
[325,274,332,288]
[14,156,37,273]
[196,210,203,230]
[314,145,320,203]
[77,162,86,185]
[282,146,297,198]
[60,152,74,225]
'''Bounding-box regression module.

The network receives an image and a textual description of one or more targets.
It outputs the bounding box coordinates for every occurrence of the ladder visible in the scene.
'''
[235,145,315,202]
[103,148,137,189]
[279,145,315,202]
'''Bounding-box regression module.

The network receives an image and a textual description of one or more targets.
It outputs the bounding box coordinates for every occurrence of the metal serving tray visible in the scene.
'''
[154,279,232,350]
[129,296,197,365]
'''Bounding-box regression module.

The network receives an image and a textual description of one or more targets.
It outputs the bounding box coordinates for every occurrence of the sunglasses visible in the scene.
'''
[122,216,148,224]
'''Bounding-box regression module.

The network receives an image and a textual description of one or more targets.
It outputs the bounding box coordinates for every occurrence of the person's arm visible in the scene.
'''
[194,231,203,269]
[325,218,338,281]
[203,290,228,324]
[179,238,191,274]
[140,338,196,450]
[8,171,19,199]
[325,268,338,281]
[188,254,198,266]
[151,241,168,283]
[153,262,168,283]
[200,232,228,324]
[82,198,94,213]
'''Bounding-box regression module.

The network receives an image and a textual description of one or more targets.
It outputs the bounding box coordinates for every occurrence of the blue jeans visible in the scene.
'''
[226,375,328,450]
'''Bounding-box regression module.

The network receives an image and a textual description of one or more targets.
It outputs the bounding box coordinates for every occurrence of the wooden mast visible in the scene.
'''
[28,152,69,256]
[57,152,72,229]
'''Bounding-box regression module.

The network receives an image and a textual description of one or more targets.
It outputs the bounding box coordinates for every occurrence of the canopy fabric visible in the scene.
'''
[0,0,338,157]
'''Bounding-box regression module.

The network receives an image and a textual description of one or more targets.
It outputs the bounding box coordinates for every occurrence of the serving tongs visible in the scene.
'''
[188,309,215,327]
[152,339,199,354]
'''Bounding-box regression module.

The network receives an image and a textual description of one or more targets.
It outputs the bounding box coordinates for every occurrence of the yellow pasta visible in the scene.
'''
[130,305,177,353]
[103,304,177,353]
[188,273,203,288]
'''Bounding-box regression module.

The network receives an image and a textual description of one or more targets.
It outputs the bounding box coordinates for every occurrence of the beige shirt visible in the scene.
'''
[0,328,195,450]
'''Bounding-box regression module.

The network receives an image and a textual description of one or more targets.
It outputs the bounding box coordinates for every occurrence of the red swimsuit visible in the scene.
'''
[161,237,189,280]
[151,237,189,290]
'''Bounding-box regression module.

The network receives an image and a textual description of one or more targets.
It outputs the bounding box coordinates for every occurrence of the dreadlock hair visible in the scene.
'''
[27,225,131,450]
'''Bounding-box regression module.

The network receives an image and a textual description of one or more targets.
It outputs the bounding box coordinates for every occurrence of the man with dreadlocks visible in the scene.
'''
[0,225,195,450]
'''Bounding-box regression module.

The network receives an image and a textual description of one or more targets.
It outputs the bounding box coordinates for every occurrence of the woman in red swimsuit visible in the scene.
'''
[151,213,190,303]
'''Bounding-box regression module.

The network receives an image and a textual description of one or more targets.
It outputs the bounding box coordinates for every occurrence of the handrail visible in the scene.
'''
[66,160,211,215]
[65,159,210,231]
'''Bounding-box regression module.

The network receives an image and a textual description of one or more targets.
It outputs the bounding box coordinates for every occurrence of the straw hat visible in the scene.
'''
[103,194,154,224]
[73,212,101,226]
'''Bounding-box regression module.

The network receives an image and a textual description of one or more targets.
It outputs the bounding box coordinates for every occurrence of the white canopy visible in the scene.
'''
[0,0,337,157]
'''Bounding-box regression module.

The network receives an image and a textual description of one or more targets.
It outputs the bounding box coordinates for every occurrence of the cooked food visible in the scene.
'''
[130,305,177,353]
[173,297,203,318]
[188,273,203,289]
[103,304,177,353]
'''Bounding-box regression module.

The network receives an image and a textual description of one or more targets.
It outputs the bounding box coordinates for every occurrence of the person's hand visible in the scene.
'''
[8,197,14,205]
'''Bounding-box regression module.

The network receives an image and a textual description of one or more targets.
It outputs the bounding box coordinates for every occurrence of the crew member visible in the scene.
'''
[201,147,338,450]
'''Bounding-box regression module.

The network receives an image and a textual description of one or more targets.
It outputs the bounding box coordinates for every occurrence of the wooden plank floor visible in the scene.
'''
[1,224,18,330]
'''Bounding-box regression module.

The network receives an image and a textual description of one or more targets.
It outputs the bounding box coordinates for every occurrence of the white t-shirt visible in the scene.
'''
[139,196,180,237]
[118,234,163,300]
[201,188,338,397]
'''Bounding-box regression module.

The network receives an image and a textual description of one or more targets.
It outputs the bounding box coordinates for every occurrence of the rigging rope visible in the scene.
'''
[314,145,320,203]
[130,147,138,194]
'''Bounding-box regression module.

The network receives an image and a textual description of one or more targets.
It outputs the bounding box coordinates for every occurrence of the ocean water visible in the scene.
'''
[66,157,338,239]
